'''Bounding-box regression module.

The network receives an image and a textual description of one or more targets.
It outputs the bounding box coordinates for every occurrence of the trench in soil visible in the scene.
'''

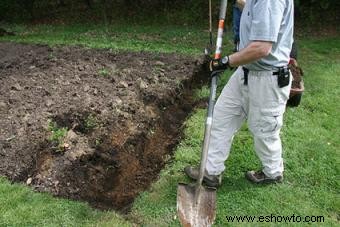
[30,64,208,213]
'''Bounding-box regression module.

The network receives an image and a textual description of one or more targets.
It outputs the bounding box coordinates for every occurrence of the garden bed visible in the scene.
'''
[0,42,206,212]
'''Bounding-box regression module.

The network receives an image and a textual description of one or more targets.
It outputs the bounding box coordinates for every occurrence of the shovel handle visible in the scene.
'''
[197,0,228,187]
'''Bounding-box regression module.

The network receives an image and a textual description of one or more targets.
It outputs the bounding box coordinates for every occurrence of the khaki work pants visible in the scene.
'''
[206,67,291,178]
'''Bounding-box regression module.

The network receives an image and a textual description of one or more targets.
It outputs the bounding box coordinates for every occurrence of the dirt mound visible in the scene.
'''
[0,42,207,211]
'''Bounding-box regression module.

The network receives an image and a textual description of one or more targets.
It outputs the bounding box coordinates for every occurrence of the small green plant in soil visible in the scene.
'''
[84,114,98,131]
[47,120,68,151]
[48,52,55,60]
[98,68,110,77]
[95,138,102,147]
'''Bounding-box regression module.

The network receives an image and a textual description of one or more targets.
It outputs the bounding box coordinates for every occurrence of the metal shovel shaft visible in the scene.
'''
[177,0,228,226]
[196,0,228,190]
[196,76,217,189]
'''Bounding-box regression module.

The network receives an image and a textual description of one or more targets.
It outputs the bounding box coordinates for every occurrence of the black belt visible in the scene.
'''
[242,67,289,86]
[272,67,290,76]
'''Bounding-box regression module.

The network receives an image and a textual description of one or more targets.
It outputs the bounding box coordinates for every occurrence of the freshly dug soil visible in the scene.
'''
[0,42,207,211]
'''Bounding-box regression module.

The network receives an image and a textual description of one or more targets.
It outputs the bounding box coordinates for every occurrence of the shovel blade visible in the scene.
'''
[177,183,216,227]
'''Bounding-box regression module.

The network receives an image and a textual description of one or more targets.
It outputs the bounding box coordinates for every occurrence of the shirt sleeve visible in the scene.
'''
[249,0,286,42]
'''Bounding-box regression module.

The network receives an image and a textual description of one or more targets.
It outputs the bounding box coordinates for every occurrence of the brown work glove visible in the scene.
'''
[209,56,231,76]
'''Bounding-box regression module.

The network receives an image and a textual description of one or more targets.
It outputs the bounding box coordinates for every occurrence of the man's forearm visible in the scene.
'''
[228,41,272,67]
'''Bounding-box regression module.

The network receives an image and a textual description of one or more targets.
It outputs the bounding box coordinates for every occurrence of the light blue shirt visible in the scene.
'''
[239,0,294,70]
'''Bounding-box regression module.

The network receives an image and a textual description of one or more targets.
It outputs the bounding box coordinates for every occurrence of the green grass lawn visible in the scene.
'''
[0,23,214,55]
[0,24,339,226]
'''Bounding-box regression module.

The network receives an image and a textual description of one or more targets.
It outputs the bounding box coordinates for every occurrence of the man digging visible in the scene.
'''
[185,0,294,186]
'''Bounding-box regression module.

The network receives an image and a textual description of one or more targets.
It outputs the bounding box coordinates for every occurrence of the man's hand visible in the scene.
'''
[209,56,230,73]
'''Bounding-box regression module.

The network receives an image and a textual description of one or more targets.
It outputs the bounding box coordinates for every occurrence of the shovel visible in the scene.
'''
[177,1,228,226]
[177,76,218,227]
